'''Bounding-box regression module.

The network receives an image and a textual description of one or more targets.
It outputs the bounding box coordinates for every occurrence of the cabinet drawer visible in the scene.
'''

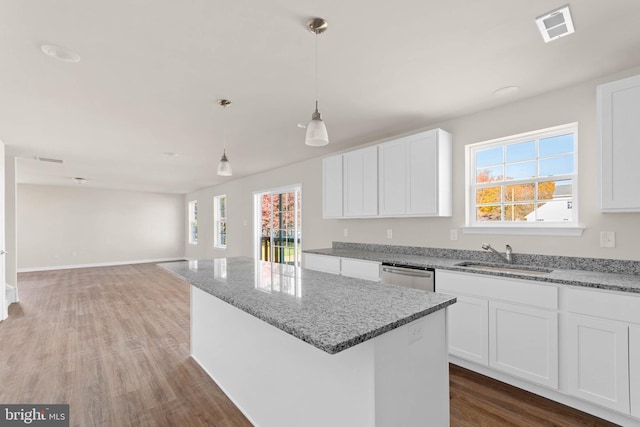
[437,270,557,309]
[304,254,341,274]
[341,258,380,281]
[566,287,640,324]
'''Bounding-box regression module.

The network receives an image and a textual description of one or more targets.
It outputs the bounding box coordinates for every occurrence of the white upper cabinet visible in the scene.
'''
[322,155,343,218]
[322,128,452,219]
[598,74,640,212]
[379,129,452,217]
[343,146,378,217]
[378,139,407,216]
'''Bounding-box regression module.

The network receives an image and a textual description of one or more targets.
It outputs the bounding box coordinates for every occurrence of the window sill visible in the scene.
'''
[462,226,585,236]
[213,246,227,250]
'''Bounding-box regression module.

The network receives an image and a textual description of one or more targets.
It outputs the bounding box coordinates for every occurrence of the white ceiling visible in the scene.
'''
[2,1,640,194]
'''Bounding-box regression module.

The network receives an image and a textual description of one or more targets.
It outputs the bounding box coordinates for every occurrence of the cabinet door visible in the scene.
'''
[566,314,630,413]
[378,139,407,216]
[489,301,558,389]
[630,326,640,418]
[598,73,640,211]
[340,258,380,281]
[343,146,378,217]
[322,155,343,218]
[406,131,437,215]
[445,294,489,366]
[304,254,340,275]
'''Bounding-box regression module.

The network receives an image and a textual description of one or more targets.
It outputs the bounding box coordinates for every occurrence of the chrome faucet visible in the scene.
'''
[482,243,513,264]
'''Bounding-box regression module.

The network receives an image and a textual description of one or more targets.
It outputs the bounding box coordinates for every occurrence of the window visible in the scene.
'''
[214,195,227,249]
[466,124,578,232]
[188,200,198,244]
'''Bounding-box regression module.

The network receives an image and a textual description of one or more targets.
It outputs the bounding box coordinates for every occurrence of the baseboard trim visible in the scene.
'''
[5,284,18,304]
[17,257,187,273]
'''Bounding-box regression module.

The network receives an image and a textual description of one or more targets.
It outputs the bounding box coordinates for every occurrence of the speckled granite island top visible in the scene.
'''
[160,257,456,354]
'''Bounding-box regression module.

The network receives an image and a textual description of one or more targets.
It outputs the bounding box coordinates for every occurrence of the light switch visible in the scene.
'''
[343,228,349,237]
[450,229,458,241]
[600,231,616,248]
[386,229,393,239]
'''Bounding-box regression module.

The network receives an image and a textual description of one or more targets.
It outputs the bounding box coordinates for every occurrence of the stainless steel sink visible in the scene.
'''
[455,261,553,275]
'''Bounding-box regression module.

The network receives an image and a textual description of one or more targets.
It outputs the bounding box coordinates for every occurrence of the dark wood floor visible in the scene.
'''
[0,264,620,426]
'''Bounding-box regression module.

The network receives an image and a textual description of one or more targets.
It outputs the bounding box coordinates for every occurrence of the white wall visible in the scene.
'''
[5,156,17,291]
[17,184,185,270]
[186,67,640,262]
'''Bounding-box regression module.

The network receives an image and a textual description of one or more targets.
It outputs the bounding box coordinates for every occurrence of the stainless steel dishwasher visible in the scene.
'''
[380,263,435,292]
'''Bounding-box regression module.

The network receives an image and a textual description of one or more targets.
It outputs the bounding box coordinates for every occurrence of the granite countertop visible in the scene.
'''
[160,257,456,354]
[304,247,640,294]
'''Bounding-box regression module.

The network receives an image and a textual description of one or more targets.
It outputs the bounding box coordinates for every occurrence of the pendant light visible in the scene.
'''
[305,18,329,147]
[217,99,233,176]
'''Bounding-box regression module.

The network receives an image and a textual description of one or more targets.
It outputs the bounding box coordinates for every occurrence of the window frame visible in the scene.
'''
[464,123,583,236]
[213,194,227,249]
[188,200,198,244]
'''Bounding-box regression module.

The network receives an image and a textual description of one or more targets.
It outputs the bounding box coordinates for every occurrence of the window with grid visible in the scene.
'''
[188,200,198,244]
[467,124,577,227]
[214,195,227,249]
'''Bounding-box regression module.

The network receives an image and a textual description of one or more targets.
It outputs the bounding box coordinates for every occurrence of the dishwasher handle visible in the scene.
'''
[381,267,433,278]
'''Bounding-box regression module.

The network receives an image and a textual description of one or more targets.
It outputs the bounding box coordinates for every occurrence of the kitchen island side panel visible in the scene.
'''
[190,285,449,427]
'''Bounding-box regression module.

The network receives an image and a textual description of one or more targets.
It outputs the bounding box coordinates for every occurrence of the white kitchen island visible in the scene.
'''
[162,257,456,427]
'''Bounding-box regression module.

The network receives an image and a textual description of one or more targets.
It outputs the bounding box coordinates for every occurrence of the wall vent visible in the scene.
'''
[535,5,574,43]
[34,156,64,164]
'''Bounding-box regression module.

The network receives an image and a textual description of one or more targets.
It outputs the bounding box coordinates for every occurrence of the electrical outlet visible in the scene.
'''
[600,231,616,248]
[450,229,458,241]
[408,322,424,344]
[343,228,349,237]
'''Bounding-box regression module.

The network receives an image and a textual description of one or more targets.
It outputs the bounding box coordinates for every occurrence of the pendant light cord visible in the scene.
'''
[315,31,319,112]
[223,103,228,153]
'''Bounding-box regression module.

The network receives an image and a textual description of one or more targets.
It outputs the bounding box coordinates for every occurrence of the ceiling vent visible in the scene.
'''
[34,156,64,164]
[536,5,574,43]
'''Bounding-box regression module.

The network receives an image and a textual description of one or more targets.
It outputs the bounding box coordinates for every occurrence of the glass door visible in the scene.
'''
[255,186,301,266]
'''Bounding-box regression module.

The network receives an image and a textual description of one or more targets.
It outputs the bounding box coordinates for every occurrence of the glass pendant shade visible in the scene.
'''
[217,150,232,176]
[305,107,329,146]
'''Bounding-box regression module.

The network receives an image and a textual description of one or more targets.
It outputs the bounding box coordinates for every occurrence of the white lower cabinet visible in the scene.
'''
[340,258,380,281]
[566,314,630,414]
[303,253,341,274]
[439,269,640,425]
[446,295,489,366]
[437,270,558,387]
[631,326,640,418]
[489,301,558,388]
[303,253,380,282]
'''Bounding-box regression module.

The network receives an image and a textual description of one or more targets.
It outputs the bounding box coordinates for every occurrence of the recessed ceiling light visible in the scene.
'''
[163,152,179,157]
[40,44,81,63]
[493,86,520,97]
[72,177,87,184]
[535,5,575,43]
[297,122,308,129]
